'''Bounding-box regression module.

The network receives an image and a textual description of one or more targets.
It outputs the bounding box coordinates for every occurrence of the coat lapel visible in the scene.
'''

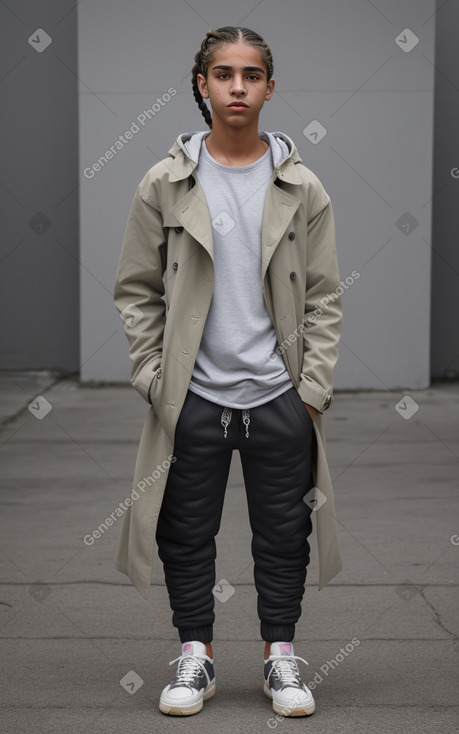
[261,181,301,282]
[170,176,214,262]
[169,172,302,274]
[166,134,304,270]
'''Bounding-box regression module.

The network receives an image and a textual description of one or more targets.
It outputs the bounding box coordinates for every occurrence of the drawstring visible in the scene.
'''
[220,407,250,438]
[221,407,232,438]
[242,409,250,438]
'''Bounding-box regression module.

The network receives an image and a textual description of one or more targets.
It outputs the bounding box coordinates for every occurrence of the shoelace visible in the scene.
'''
[268,654,309,688]
[168,653,208,687]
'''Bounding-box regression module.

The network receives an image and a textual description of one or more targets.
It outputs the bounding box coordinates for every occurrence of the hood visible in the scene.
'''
[176,129,296,169]
[165,130,304,185]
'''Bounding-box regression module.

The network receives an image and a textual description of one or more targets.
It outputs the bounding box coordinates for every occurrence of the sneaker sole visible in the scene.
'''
[159,680,216,716]
[263,681,315,716]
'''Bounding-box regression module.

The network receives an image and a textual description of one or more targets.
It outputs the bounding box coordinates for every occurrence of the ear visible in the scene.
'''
[196,73,209,98]
[265,78,275,101]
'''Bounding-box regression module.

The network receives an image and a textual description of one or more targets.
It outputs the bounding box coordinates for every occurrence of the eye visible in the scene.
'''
[217,73,260,81]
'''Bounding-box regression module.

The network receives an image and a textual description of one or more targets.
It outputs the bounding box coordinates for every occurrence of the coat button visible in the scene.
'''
[156,368,162,379]
[172,262,178,270]
[288,232,295,240]
[323,395,333,410]
[290,271,296,280]
[175,226,183,233]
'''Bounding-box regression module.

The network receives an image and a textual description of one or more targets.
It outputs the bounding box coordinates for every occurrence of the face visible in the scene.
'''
[197,41,275,127]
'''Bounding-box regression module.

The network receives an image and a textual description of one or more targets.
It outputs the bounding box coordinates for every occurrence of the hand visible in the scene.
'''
[303,402,319,422]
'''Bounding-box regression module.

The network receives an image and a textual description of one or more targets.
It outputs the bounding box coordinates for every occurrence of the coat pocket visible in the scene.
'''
[148,366,163,408]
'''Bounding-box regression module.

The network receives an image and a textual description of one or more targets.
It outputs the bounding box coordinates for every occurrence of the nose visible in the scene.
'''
[231,74,247,95]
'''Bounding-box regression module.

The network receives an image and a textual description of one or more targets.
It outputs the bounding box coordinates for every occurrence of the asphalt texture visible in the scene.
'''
[0,373,458,733]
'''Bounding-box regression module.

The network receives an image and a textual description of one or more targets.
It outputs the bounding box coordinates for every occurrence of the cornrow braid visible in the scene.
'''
[191,26,274,129]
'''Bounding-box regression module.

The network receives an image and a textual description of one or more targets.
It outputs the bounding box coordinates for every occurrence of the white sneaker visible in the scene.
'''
[159,640,215,716]
[263,641,315,716]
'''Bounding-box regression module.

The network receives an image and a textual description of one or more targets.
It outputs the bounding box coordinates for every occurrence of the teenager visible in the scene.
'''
[113,25,342,718]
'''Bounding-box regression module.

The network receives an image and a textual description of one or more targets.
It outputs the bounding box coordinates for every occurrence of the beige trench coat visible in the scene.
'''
[113,133,343,600]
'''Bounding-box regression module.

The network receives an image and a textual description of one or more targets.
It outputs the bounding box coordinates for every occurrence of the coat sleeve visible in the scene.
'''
[113,183,167,405]
[297,193,342,413]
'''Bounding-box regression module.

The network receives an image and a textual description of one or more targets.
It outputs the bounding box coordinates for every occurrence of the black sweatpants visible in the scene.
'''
[155,385,315,644]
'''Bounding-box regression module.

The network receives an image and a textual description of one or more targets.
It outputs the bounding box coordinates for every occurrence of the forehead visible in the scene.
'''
[210,41,266,71]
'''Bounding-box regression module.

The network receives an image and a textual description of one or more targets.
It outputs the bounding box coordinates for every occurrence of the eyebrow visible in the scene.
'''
[211,64,266,75]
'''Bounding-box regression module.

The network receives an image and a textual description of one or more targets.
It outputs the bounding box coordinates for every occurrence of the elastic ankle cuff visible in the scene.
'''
[179,625,213,644]
[261,623,295,643]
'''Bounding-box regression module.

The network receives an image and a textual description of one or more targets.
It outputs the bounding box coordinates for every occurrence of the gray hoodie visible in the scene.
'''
[177,129,295,168]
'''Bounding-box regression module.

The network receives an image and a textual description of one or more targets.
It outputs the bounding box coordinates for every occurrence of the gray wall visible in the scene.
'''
[2,0,457,389]
[0,1,79,372]
[78,0,436,391]
[430,0,459,380]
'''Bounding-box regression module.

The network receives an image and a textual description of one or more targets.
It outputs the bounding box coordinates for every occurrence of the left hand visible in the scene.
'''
[303,402,319,422]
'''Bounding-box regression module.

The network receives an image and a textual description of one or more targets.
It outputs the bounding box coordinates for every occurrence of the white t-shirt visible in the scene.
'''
[188,134,293,409]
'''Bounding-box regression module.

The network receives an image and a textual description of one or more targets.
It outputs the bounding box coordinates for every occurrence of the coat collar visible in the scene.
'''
[169,130,303,274]
[165,130,304,185]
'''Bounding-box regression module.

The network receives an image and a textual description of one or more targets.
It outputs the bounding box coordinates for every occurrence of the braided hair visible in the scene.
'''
[191,26,274,129]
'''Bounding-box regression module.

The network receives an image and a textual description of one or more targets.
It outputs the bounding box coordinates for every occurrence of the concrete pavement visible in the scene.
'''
[0,374,458,733]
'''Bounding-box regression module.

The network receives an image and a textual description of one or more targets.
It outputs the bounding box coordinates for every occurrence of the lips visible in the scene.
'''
[228,102,248,108]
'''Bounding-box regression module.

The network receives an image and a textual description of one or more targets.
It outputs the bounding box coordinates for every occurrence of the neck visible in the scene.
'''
[204,120,267,163]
